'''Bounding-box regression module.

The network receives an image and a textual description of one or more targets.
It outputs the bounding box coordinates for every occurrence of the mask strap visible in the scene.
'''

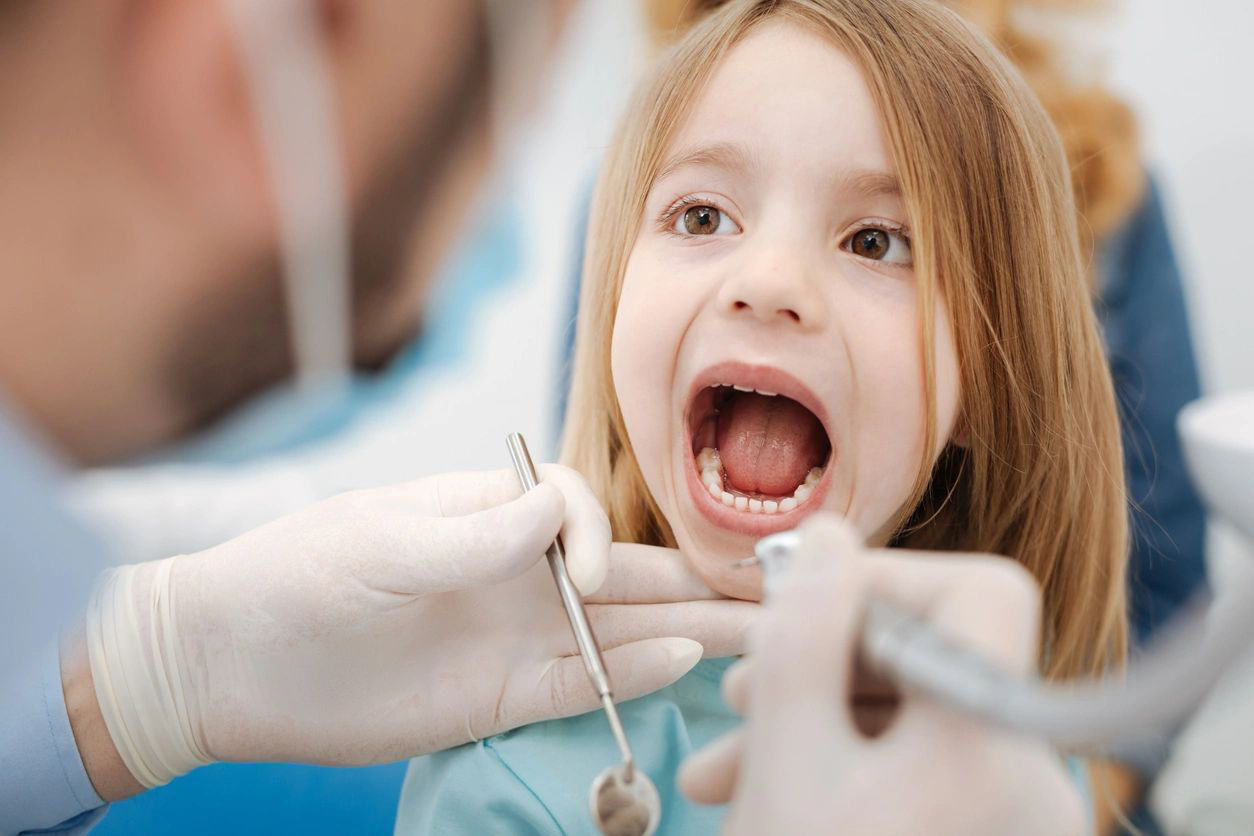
[225,0,351,395]
[481,0,553,166]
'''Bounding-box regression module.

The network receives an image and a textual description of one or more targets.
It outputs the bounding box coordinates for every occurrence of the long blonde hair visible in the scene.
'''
[562,0,1127,679]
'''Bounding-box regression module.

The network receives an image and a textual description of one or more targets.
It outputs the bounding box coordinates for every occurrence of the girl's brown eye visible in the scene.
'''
[851,228,889,259]
[682,205,720,235]
[845,225,912,265]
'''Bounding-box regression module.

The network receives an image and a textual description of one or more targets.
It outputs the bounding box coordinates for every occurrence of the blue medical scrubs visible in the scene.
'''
[0,401,109,835]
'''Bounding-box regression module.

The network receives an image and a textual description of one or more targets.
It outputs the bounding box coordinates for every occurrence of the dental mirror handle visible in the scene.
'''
[506,433,636,775]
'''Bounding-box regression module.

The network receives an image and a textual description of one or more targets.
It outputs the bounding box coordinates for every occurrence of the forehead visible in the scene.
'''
[666,18,894,180]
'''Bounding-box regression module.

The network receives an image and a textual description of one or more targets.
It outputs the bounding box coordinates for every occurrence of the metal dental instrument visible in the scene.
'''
[506,433,661,836]
[742,529,1254,756]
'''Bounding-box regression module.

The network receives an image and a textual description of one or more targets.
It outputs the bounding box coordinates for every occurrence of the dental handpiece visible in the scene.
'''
[506,433,638,782]
[748,529,1254,755]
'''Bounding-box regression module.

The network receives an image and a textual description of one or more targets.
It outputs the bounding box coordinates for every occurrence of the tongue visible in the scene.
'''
[716,392,827,496]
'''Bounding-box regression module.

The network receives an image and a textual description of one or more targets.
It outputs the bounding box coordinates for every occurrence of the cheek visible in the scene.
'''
[867,296,961,449]
[840,293,961,538]
[610,256,689,496]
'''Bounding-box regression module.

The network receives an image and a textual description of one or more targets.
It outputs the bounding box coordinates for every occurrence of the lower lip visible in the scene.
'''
[683,444,833,538]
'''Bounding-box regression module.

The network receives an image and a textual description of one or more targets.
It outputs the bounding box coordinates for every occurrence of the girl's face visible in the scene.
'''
[610,20,961,600]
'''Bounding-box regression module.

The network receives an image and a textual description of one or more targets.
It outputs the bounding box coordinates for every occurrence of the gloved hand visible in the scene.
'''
[85,465,757,788]
[678,514,1084,836]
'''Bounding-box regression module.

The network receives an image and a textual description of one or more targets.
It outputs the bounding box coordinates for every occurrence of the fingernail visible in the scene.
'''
[569,559,608,597]
[664,637,704,673]
[796,513,862,572]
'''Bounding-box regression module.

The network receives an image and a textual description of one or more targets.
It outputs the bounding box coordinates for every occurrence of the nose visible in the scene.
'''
[715,253,829,331]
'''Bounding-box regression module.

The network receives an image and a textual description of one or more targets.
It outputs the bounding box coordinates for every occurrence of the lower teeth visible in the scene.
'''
[696,447,823,514]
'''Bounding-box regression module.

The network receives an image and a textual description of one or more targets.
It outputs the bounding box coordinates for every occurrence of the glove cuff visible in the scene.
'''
[85,557,213,788]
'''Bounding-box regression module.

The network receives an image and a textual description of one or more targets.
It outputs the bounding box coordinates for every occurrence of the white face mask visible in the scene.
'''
[156,0,559,463]
[222,0,554,395]
[482,0,554,164]
[225,0,351,398]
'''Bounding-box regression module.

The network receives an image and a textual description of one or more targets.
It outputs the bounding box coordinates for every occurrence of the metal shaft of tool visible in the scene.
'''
[506,433,636,782]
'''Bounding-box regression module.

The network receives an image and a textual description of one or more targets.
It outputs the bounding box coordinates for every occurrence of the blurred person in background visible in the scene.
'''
[643,0,1209,833]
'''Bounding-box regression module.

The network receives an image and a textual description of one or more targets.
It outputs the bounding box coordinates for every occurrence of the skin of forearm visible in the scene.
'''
[60,623,146,802]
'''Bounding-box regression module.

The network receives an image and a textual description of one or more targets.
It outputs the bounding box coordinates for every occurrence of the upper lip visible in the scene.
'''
[684,360,834,448]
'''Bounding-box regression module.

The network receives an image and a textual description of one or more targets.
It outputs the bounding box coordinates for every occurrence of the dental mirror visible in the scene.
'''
[506,433,661,836]
[590,760,661,836]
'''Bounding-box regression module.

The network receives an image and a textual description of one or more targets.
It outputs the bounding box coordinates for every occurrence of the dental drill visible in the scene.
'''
[744,529,1254,756]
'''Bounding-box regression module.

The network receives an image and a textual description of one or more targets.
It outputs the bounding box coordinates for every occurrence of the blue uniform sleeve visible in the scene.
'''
[1098,175,1209,646]
[0,645,107,835]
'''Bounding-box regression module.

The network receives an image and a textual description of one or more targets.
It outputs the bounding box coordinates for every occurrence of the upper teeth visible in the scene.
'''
[718,383,778,397]
[696,447,823,515]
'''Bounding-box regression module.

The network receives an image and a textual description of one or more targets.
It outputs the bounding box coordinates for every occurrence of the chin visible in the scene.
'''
[693,557,766,602]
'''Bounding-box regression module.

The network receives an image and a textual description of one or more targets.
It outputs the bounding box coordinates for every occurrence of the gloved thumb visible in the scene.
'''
[678,728,744,805]
[414,480,568,593]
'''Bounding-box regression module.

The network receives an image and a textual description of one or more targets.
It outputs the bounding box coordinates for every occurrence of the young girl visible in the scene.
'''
[397,0,1127,831]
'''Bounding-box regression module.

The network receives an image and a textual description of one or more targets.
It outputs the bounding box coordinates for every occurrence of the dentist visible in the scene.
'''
[0,1,752,832]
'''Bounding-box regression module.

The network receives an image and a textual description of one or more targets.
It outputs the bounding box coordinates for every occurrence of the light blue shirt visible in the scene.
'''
[396,656,1095,835]
[396,658,739,835]
[0,401,108,834]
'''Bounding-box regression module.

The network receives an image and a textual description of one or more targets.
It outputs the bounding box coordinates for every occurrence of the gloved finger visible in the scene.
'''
[677,729,744,805]
[876,558,1044,740]
[771,512,863,588]
[747,514,872,749]
[421,468,527,517]
[584,543,722,605]
[724,653,894,723]
[534,465,611,596]
[858,549,1043,673]
[522,637,704,725]
[586,599,759,659]
[720,658,752,715]
[420,465,610,596]
[399,481,568,593]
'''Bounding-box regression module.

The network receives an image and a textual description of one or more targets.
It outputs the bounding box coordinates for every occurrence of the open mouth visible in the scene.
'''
[684,363,834,535]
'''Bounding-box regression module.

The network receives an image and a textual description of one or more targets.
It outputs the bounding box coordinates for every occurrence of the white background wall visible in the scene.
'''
[1104,0,1254,396]
[1100,0,1254,567]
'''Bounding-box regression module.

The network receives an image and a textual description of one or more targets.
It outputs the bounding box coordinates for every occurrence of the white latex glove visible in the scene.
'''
[678,514,1084,836]
[86,466,757,786]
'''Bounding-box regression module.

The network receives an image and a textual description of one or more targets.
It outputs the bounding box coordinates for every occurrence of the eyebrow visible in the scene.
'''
[656,142,756,182]
[835,168,902,199]
[656,142,902,200]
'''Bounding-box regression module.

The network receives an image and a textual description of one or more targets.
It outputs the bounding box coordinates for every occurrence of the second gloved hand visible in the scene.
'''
[86,465,757,785]
[677,514,1084,836]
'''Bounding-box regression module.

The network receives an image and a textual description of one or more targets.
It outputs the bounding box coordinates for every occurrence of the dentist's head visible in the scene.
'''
[0,0,563,464]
